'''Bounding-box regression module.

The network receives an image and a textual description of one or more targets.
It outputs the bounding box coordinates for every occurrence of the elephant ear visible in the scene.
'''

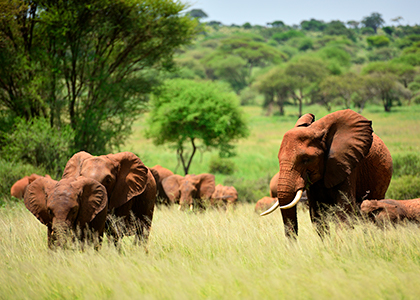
[295,113,315,127]
[162,175,183,203]
[317,109,373,188]
[62,151,93,179]
[72,177,108,226]
[24,177,58,225]
[197,173,216,199]
[150,168,160,186]
[106,152,148,209]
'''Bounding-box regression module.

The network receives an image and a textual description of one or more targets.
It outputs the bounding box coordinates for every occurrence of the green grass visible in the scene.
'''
[2,104,420,299]
[1,202,420,299]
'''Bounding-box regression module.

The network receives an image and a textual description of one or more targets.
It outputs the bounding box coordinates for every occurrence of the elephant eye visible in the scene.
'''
[47,209,53,216]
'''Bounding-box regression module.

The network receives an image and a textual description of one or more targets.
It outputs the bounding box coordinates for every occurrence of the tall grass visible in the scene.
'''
[1,202,420,299]
[2,104,420,298]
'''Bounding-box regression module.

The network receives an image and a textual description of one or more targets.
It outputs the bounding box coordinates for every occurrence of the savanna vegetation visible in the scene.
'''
[1,2,420,299]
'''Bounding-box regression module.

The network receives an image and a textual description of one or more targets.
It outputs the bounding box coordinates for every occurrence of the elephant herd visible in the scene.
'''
[10,109,420,248]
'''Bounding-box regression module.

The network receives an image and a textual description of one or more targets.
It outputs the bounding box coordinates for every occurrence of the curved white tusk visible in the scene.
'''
[279,189,303,210]
[178,205,182,211]
[260,190,304,216]
[190,204,193,211]
[260,200,279,216]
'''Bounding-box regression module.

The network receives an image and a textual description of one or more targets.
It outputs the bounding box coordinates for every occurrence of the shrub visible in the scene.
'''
[392,153,420,178]
[272,30,305,42]
[223,175,271,203]
[209,156,236,175]
[1,118,75,177]
[367,36,390,48]
[386,175,420,199]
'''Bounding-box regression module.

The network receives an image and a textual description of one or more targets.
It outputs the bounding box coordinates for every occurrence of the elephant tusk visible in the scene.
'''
[190,204,193,211]
[178,205,182,211]
[260,190,304,216]
[260,200,279,216]
[279,189,303,210]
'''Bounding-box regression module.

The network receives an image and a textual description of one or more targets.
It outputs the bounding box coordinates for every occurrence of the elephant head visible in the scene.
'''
[24,176,107,248]
[162,173,215,210]
[150,165,174,205]
[261,109,393,237]
[62,151,149,210]
[10,173,51,199]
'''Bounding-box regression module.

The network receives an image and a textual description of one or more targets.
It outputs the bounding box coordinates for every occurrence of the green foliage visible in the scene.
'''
[271,30,305,42]
[317,46,352,68]
[367,47,397,61]
[300,19,326,31]
[391,153,420,178]
[146,79,249,174]
[386,175,420,199]
[298,38,314,51]
[361,12,385,33]
[361,27,375,35]
[0,0,198,154]
[1,118,74,176]
[0,159,48,200]
[208,156,237,175]
[324,21,356,41]
[367,35,391,48]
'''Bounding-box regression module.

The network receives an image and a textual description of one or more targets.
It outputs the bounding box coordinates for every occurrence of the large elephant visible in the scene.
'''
[361,198,420,224]
[150,165,174,205]
[211,184,238,210]
[62,151,156,244]
[162,173,215,210]
[11,173,51,199]
[261,109,393,237]
[24,176,108,248]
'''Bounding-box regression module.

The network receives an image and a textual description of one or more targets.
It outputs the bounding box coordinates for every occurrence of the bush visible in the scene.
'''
[272,30,305,42]
[239,87,258,106]
[223,175,271,203]
[209,156,236,175]
[1,118,75,177]
[386,175,420,199]
[367,35,390,48]
[0,159,48,201]
[392,153,420,178]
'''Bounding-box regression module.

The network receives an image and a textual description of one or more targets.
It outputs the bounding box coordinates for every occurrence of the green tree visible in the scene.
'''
[0,0,197,155]
[188,9,208,20]
[202,34,286,93]
[145,79,249,175]
[319,73,360,108]
[285,57,329,117]
[367,36,391,48]
[254,66,291,116]
[361,12,385,33]
[300,19,326,31]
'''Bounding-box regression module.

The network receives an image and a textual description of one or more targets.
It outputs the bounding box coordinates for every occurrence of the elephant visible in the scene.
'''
[11,173,51,199]
[150,165,174,205]
[255,197,278,214]
[211,184,238,210]
[361,199,420,224]
[24,176,108,248]
[261,109,393,237]
[161,173,215,210]
[62,151,156,244]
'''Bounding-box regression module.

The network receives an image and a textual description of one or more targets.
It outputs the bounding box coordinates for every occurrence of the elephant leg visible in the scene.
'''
[280,206,298,238]
[132,188,156,245]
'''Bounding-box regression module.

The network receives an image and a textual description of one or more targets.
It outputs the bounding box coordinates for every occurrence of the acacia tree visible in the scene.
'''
[285,57,329,117]
[0,0,197,154]
[145,79,249,175]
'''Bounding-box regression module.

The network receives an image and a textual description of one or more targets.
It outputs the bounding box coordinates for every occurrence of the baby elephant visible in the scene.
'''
[25,176,108,249]
[361,199,420,223]
[255,197,278,214]
[11,173,51,199]
[211,184,238,210]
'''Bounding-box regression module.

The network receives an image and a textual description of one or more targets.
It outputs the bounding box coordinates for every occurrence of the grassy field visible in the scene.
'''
[2,104,420,299]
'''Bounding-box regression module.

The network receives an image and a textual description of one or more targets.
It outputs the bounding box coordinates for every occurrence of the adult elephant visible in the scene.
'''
[211,184,238,210]
[150,165,174,205]
[261,109,393,237]
[62,151,156,244]
[24,176,108,248]
[162,173,215,211]
[11,173,51,199]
